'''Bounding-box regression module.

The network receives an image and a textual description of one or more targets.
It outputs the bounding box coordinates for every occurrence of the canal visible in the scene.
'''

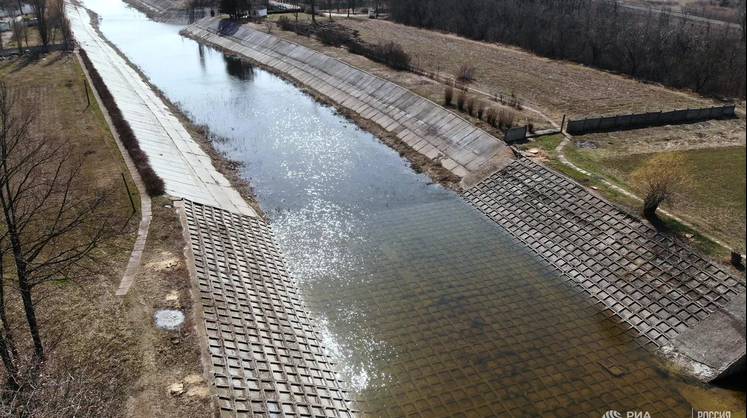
[76,0,736,415]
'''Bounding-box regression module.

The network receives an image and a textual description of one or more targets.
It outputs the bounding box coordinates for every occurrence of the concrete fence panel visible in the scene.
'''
[567,105,736,135]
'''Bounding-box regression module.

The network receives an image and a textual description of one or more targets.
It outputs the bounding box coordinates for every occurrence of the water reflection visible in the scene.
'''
[223,54,255,81]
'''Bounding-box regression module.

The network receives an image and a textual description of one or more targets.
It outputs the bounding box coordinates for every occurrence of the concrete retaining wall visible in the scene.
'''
[182,18,512,180]
[567,105,736,135]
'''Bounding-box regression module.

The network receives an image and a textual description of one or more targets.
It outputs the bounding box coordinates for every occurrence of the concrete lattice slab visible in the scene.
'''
[179,200,355,416]
[464,158,745,377]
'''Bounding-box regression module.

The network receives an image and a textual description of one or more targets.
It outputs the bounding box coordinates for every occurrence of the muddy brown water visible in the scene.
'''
[79,0,743,415]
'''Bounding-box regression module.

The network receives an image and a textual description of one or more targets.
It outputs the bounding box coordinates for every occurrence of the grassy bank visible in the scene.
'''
[0,52,210,416]
[521,135,746,258]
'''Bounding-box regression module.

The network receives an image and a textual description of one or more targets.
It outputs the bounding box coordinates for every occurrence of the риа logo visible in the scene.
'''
[603,410,652,418]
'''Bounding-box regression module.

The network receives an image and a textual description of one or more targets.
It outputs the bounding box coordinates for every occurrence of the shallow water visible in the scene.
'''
[78,1,736,415]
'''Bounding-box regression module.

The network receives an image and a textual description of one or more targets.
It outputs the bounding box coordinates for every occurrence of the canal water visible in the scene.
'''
[78,0,734,415]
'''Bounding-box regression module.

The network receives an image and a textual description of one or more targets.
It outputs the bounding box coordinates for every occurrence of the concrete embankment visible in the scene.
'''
[70,5,356,415]
[181,17,514,183]
[68,5,254,216]
[124,0,204,22]
[465,157,746,382]
[177,201,356,416]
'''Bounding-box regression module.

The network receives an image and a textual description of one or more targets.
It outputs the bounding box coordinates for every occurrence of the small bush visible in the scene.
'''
[477,102,485,120]
[275,16,313,36]
[444,86,454,107]
[456,63,476,82]
[276,16,294,30]
[508,92,522,110]
[348,40,411,71]
[456,90,467,111]
[498,109,516,129]
[317,26,353,47]
[465,96,476,116]
[485,107,498,126]
[79,49,165,197]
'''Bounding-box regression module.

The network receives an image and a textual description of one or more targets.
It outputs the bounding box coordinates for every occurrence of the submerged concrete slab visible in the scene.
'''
[181,18,514,182]
[68,5,256,217]
[464,158,746,381]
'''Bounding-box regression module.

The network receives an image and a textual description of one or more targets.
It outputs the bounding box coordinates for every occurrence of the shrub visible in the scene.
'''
[498,109,516,129]
[78,49,165,197]
[456,90,467,111]
[456,63,476,82]
[485,107,498,126]
[378,41,411,70]
[349,40,411,71]
[275,16,313,36]
[631,153,690,221]
[444,85,454,107]
[508,92,522,110]
[477,102,485,120]
[276,16,294,30]
[316,26,353,47]
[465,96,476,115]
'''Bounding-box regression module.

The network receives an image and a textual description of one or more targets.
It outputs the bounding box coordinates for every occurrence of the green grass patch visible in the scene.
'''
[563,143,746,255]
[519,134,563,153]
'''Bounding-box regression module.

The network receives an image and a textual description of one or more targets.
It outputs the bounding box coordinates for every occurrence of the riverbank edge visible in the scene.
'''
[81,6,267,220]
[181,21,514,192]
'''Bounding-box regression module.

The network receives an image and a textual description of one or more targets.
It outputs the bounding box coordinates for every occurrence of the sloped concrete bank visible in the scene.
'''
[181,17,514,185]
[177,201,356,416]
[70,5,357,415]
[465,157,746,382]
[68,5,255,216]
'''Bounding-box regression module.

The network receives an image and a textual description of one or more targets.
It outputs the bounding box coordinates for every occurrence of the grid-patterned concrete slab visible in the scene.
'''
[180,200,355,417]
[68,5,255,216]
[464,158,745,350]
[182,18,513,180]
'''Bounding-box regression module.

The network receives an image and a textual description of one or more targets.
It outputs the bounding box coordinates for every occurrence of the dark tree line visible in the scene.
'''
[388,0,746,98]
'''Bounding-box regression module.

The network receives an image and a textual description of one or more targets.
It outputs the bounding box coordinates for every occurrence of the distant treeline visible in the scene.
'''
[388,0,747,98]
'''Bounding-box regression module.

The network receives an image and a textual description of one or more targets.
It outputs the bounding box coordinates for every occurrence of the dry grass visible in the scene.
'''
[253,20,545,138]
[334,18,722,121]
[0,52,210,417]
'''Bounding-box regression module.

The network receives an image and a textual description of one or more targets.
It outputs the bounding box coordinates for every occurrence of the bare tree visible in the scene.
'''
[10,12,26,54]
[29,0,49,48]
[631,153,691,223]
[0,80,111,366]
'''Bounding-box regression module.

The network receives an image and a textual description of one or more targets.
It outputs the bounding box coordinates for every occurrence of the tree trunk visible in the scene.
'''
[0,334,18,390]
[643,196,659,221]
[18,281,43,361]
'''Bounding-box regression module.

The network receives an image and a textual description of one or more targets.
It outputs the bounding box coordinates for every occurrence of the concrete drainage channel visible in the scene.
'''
[181,16,745,383]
